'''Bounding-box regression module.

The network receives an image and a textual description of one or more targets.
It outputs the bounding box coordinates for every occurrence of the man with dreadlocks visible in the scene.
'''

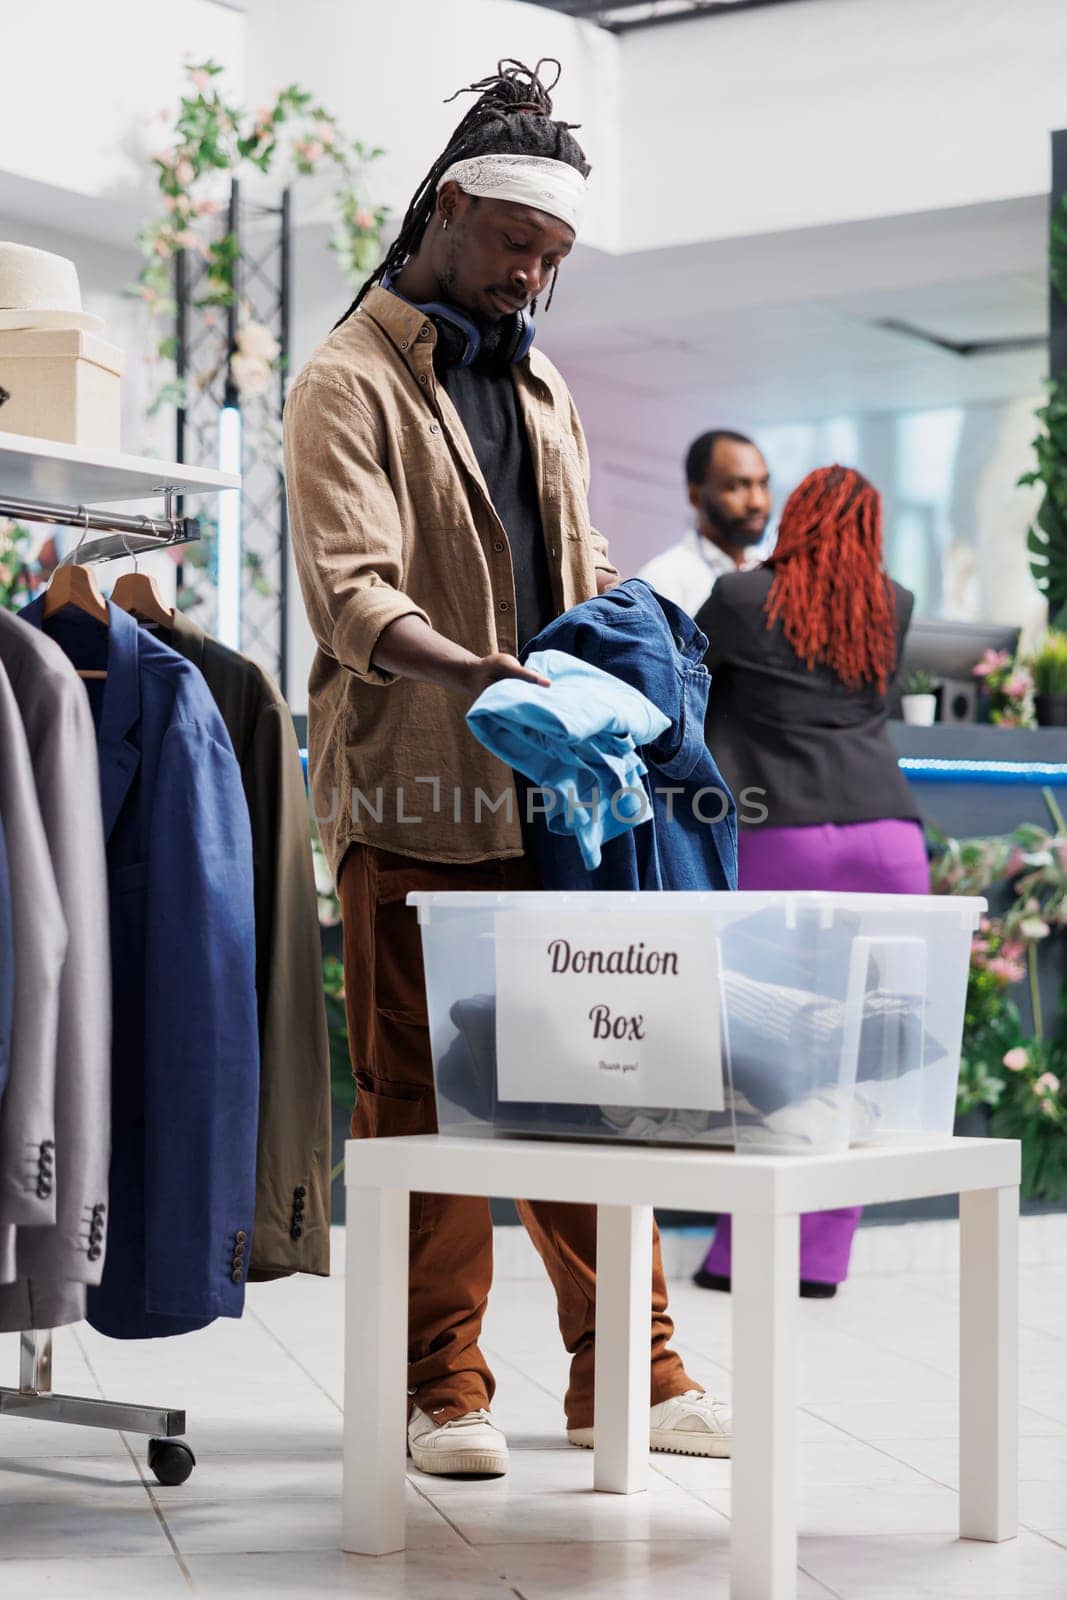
[285,61,728,1479]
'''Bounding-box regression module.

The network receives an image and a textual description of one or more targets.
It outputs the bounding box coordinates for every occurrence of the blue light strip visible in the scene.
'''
[898,757,1067,786]
[298,748,1067,788]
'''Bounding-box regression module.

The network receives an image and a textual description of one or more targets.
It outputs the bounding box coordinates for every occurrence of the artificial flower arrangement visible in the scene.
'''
[932,799,1067,1198]
[136,58,387,421]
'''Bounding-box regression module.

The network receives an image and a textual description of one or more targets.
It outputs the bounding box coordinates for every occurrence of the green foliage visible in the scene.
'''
[934,795,1067,1198]
[137,59,387,417]
[1023,195,1067,627]
[0,519,55,613]
[901,668,935,696]
[322,953,355,1111]
[1031,630,1067,696]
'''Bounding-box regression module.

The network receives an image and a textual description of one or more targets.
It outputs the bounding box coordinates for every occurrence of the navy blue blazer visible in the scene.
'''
[20,598,260,1339]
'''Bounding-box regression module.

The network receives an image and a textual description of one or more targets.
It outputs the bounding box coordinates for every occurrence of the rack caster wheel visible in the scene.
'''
[148,1437,196,1486]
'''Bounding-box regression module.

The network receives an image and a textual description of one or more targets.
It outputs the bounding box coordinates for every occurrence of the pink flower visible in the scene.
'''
[1007,670,1033,699]
[194,198,221,217]
[1034,1071,1061,1097]
[1000,939,1026,962]
[255,105,274,124]
[987,956,1027,984]
[974,649,1011,679]
[294,138,324,165]
[190,69,212,95]
[175,157,195,186]
[355,208,376,230]
[1003,1047,1029,1072]
[1055,841,1067,875]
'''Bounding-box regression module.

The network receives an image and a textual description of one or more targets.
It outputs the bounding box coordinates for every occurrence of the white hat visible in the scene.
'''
[0,242,104,334]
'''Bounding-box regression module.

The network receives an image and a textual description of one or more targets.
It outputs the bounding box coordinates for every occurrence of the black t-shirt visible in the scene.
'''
[439,353,554,652]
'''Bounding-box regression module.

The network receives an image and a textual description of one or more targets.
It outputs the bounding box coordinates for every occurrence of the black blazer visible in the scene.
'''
[694,568,919,830]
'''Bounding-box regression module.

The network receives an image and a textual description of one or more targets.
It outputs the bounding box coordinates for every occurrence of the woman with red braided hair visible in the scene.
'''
[693,464,927,1296]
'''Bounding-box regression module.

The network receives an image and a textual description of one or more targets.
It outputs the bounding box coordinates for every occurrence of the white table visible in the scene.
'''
[342,1133,1020,1600]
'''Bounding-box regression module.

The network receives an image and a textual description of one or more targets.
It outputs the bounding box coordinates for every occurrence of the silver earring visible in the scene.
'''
[442,217,449,232]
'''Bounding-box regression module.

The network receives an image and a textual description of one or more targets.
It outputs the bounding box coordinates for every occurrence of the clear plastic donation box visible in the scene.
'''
[408,890,985,1156]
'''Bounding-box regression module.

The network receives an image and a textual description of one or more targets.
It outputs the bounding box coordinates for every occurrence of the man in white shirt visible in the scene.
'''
[638,430,772,616]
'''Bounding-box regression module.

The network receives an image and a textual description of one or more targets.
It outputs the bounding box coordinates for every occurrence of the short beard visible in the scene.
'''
[703,499,765,550]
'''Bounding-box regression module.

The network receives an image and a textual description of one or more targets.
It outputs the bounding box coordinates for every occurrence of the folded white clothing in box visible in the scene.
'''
[0,326,123,450]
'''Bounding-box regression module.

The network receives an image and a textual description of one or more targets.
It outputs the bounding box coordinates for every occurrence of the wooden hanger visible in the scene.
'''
[111,570,173,628]
[110,521,175,629]
[42,509,110,679]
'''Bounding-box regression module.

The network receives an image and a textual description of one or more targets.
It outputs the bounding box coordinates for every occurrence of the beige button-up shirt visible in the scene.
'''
[284,286,620,875]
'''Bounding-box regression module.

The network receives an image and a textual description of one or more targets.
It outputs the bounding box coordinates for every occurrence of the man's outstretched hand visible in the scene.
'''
[461,652,552,705]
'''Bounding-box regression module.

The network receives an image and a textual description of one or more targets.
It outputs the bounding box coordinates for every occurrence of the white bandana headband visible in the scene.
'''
[436,154,587,234]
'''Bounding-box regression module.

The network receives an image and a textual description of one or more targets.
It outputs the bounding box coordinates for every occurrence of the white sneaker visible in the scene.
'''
[567,1391,732,1459]
[407,1405,509,1478]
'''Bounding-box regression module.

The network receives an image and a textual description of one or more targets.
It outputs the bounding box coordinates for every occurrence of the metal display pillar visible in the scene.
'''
[173,179,291,690]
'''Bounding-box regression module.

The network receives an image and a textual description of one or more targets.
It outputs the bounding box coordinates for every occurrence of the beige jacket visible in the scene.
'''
[284,286,619,873]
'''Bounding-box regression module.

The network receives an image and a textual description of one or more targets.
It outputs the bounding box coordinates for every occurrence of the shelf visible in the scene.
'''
[0,431,240,505]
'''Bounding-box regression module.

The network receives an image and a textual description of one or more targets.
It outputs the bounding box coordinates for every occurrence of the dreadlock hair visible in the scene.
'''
[763,465,897,694]
[335,58,590,326]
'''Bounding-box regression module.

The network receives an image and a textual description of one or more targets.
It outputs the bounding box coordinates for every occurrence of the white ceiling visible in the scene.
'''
[536,201,1049,432]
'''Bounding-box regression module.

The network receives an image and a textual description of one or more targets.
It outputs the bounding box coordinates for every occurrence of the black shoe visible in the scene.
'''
[692,1270,732,1292]
[693,1270,839,1299]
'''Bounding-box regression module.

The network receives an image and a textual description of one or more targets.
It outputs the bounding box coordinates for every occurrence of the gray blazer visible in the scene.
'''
[0,614,111,1330]
[0,659,66,1243]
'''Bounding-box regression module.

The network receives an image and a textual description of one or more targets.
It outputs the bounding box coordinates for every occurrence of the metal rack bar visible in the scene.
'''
[0,493,200,567]
[0,1331,185,1436]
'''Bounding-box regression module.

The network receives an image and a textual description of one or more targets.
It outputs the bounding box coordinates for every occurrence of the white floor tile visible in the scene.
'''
[0,1555,191,1598]
[467,1538,834,1599]
[0,1453,148,1505]
[700,1481,965,1535]
[427,1481,729,1545]
[799,1529,1067,1598]
[0,1214,1064,1597]
[184,1547,514,1598]
[159,1484,457,1557]
[0,1497,171,1560]
[804,1399,1067,1439]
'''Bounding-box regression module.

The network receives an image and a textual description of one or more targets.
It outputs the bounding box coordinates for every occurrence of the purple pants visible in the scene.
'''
[702,817,930,1286]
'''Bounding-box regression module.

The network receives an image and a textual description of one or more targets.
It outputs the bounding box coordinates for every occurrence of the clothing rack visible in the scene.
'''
[0,489,200,567]
[0,433,240,1486]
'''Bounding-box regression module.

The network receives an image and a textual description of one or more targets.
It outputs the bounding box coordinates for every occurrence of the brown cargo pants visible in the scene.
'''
[339,843,700,1429]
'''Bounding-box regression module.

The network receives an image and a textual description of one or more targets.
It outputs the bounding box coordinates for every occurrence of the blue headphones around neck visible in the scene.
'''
[382,271,535,369]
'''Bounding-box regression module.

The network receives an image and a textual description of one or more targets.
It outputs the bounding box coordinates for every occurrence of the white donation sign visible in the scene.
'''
[493,910,723,1111]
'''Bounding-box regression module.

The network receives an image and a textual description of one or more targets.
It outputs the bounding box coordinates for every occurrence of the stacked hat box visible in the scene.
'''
[0,243,122,450]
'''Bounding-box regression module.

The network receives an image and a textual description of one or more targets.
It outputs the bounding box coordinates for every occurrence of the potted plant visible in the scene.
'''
[1031,630,1067,727]
[900,668,937,726]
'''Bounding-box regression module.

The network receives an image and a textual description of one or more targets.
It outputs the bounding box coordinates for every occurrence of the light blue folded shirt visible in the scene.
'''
[466,648,670,869]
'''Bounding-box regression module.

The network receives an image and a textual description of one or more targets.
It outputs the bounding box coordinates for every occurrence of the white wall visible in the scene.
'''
[622,0,1067,251]
[0,1,243,215]
[244,0,621,251]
